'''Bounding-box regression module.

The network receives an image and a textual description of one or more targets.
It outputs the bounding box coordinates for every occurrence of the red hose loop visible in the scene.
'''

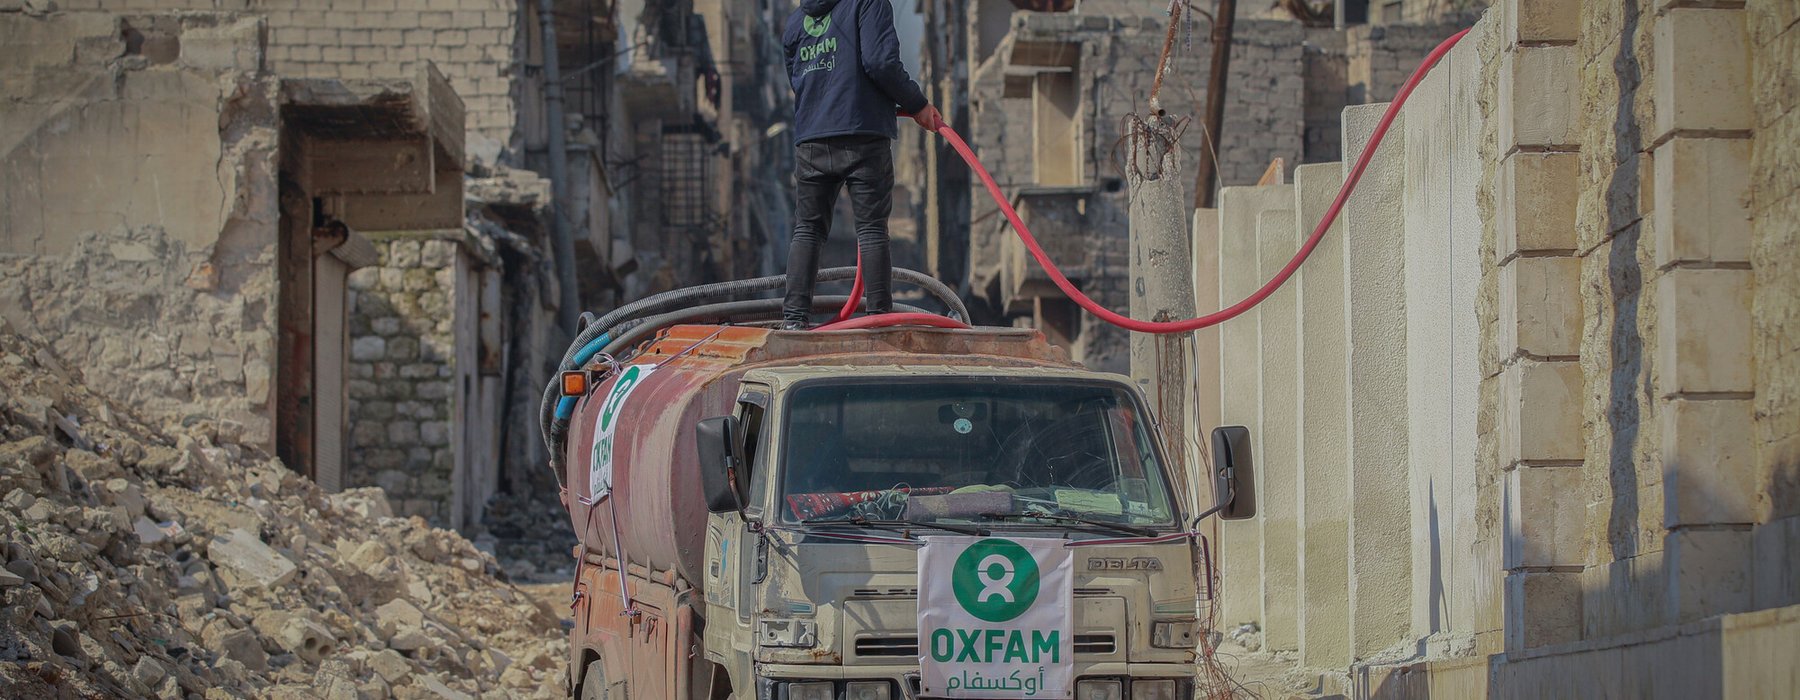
[940,27,1468,334]
[831,250,863,324]
[814,312,971,332]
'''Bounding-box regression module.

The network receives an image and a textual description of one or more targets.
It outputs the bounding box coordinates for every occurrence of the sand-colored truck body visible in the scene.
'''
[563,324,1213,700]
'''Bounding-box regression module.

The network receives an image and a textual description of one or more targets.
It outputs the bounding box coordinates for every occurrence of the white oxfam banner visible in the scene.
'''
[588,364,656,500]
[918,537,1073,698]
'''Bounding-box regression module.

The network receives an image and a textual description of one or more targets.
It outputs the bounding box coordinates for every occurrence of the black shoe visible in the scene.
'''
[780,321,809,331]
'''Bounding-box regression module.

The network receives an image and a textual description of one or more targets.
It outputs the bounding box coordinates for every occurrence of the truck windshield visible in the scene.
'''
[777,379,1177,528]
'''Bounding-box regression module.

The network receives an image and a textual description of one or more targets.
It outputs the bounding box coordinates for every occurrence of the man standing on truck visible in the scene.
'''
[780,0,946,330]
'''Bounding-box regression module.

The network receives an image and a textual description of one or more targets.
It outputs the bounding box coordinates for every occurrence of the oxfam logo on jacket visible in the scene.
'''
[951,539,1040,623]
[803,14,830,37]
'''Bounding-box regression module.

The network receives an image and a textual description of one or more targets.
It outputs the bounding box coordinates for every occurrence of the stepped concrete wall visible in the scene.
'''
[1198,1,1800,692]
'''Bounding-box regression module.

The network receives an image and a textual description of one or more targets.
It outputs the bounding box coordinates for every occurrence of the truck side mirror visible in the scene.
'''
[1210,425,1256,521]
[697,416,745,514]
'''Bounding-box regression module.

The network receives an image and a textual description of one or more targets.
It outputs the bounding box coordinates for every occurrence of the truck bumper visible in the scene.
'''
[756,662,1198,699]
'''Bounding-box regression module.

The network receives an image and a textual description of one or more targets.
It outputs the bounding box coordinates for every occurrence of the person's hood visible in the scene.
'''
[800,0,841,17]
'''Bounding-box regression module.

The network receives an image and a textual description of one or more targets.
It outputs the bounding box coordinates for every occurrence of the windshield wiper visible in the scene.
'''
[979,512,1158,538]
[802,516,988,537]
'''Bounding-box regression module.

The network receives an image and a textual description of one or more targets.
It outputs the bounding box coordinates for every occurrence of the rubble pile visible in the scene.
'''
[0,327,568,699]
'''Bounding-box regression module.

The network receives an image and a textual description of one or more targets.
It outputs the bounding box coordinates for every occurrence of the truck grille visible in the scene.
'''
[1073,634,1117,654]
[854,634,1117,657]
[855,636,919,657]
[851,587,919,598]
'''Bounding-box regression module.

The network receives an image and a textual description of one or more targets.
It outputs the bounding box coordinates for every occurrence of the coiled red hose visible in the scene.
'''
[827,27,1468,333]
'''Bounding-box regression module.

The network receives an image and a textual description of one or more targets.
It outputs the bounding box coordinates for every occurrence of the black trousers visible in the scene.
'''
[783,134,894,323]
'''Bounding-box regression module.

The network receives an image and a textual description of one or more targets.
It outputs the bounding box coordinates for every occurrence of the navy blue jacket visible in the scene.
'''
[784,0,928,143]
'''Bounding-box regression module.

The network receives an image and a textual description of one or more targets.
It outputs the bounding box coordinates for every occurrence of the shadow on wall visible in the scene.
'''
[1603,0,1647,568]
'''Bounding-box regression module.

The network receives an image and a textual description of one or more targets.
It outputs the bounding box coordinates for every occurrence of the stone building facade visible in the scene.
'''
[1190,0,1800,693]
[1,0,797,533]
[0,10,465,484]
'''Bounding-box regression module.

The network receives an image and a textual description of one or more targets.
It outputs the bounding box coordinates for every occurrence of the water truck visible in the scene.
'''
[540,269,1256,700]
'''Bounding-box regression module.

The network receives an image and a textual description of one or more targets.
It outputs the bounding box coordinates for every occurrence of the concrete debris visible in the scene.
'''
[418,673,478,700]
[1228,622,1264,652]
[206,528,299,592]
[464,165,552,210]
[0,330,566,698]
[330,487,395,520]
[369,648,415,684]
[376,598,428,640]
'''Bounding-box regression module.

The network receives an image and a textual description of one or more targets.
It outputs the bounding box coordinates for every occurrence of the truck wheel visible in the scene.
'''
[579,660,609,700]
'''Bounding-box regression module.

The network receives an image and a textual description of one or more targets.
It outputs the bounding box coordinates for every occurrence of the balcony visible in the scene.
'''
[998,185,1096,315]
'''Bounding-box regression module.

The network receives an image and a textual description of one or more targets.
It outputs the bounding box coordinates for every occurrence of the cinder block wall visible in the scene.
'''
[57,0,518,146]
[345,236,467,526]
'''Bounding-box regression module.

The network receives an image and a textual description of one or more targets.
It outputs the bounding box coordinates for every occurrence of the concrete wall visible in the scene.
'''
[1295,162,1351,667]
[1213,185,1292,632]
[0,12,281,447]
[56,0,518,149]
[1398,18,1483,652]
[1342,101,1417,664]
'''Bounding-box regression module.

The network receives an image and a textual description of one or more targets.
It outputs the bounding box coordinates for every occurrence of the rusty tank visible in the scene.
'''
[561,323,1076,587]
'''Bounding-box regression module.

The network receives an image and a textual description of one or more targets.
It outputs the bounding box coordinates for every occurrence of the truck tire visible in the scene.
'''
[579,660,609,700]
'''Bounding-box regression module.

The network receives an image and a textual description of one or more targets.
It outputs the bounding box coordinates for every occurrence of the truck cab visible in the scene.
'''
[561,323,1254,700]
[695,365,1247,700]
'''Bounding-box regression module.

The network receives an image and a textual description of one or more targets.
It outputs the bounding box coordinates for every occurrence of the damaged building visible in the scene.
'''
[0,0,795,535]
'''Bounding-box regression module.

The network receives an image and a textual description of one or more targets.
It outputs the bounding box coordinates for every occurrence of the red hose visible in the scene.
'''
[831,251,863,324]
[940,29,1476,334]
[821,28,1464,333]
[815,312,970,331]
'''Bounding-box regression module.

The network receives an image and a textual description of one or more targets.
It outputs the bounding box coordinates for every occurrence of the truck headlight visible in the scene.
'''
[1150,620,1196,648]
[784,682,833,700]
[759,619,818,648]
[1077,679,1123,700]
[846,681,892,700]
[1131,679,1177,700]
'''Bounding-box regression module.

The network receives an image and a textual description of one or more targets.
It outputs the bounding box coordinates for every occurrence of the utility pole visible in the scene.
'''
[1193,0,1237,209]
[538,0,580,334]
[1128,131,1198,509]
[1131,2,1198,507]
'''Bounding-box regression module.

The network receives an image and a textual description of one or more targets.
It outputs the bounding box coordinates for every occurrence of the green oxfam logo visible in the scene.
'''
[803,14,830,37]
[598,365,645,433]
[951,539,1040,623]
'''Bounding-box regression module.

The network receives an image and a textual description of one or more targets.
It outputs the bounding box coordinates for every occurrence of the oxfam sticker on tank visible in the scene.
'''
[919,537,1072,698]
[588,364,656,499]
